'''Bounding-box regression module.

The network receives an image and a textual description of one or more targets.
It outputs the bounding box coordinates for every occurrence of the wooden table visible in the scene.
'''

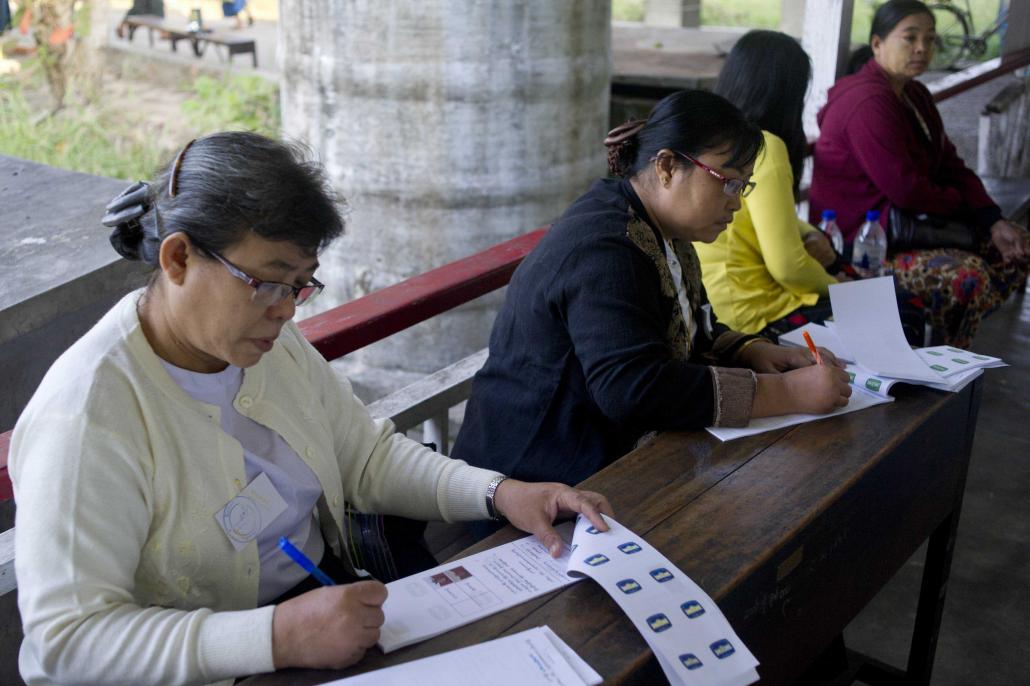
[123,15,258,68]
[246,379,982,686]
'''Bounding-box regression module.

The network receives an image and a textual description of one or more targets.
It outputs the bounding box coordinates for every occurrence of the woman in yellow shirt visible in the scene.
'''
[698,30,925,344]
[697,30,842,338]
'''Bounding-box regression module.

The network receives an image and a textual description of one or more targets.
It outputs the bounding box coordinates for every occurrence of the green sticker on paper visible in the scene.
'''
[848,372,856,383]
[931,364,948,372]
[926,350,943,356]
[866,378,882,392]
[952,358,969,365]
[972,355,989,360]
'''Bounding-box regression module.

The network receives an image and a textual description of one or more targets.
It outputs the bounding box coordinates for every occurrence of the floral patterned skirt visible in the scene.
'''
[891,241,1027,348]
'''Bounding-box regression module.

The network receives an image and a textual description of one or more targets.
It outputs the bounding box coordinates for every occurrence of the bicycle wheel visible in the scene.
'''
[928,3,971,70]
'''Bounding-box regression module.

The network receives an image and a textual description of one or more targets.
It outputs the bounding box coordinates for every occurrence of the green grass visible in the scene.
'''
[0,65,165,179]
[0,65,280,180]
[181,73,280,138]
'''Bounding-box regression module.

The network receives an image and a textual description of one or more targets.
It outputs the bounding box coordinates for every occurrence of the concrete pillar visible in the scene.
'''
[801,0,854,138]
[645,0,701,28]
[1002,0,1030,57]
[780,0,805,38]
[279,1,611,378]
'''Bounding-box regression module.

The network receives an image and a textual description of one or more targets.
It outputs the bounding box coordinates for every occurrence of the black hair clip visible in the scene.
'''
[101,180,151,228]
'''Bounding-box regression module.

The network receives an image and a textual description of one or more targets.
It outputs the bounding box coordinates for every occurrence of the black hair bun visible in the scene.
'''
[604,119,646,177]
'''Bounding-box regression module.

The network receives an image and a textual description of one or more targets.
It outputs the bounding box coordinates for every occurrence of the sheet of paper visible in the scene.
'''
[706,388,892,442]
[828,277,942,383]
[916,346,1008,377]
[778,322,855,363]
[378,523,577,652]
[213,472,288,551]
[567,515,759,686]
[324,626,601,686]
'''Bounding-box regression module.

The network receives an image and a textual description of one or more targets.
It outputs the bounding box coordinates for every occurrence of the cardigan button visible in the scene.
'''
[238,396,253,410]
[305,446,315,459]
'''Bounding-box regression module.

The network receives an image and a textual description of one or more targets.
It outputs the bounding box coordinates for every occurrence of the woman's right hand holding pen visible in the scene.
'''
[272,580,388,670]
[753,365,852,417]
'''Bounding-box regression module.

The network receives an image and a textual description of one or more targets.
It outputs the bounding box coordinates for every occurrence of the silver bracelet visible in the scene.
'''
[485,475,508,521]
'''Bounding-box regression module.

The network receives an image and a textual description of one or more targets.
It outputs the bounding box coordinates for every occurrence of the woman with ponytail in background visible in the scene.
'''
[452,90,851,492]
[697,30,926,344]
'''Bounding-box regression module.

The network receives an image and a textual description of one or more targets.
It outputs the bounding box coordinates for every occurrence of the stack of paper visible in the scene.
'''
[711,277,1006,441]
[782,327,1002,400]
[324,626,601,686]
[827,277,943,383]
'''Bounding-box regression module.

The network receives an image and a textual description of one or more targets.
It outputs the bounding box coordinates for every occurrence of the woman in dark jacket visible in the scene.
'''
[451,90,851,488]
[809,0,1028,347]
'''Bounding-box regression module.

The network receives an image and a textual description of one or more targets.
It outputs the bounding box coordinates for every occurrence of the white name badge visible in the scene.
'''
[214,472,289,551]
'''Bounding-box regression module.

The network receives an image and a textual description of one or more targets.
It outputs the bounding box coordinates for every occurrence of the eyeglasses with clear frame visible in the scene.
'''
[208,251,325,307]
[670,151,756,198]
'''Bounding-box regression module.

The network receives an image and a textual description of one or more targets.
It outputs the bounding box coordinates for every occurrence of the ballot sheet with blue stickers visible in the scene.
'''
[567,515,759,686]
[378,515,758,686]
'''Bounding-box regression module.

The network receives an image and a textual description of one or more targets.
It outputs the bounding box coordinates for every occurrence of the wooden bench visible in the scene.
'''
[123,14,258,68]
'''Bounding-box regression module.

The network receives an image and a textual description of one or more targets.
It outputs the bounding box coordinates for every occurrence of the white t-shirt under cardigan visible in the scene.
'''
[10,290,502,686]
[160,360,325,604]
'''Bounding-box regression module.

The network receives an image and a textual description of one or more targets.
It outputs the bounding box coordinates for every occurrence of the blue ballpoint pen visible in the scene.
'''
[278,536,336,586]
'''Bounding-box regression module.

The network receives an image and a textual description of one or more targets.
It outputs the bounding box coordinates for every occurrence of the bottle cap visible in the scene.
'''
[865,210,880,221]
[821,209,836,220]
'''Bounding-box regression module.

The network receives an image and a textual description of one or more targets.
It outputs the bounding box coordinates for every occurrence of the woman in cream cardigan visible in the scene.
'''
[9,132,611,686]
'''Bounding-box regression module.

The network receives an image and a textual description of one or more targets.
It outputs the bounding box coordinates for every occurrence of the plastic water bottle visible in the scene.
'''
[819,209,844,255]
[852,210,888,277]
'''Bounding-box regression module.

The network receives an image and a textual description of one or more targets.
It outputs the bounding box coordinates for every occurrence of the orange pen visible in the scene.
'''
[802,330,823,366]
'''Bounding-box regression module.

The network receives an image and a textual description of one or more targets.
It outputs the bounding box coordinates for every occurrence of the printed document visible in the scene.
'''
[378,523,577,652]
[567,515,759,686]
[380,516,759,686]
[322,626,600,686]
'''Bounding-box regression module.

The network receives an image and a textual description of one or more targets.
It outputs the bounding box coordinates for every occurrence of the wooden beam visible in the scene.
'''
[367,349,488,434]
[780,0,806,37]
[801,0,855,138]
[929,48,1030,102]
[1003,0,1030,57]
[0,528,14,596]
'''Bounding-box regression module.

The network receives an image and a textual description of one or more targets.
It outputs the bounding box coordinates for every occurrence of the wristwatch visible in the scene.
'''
[485,475,508,521]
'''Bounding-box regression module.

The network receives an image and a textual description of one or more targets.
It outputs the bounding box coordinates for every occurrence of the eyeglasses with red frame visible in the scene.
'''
[670,151,756,198]
[208,251,324,307]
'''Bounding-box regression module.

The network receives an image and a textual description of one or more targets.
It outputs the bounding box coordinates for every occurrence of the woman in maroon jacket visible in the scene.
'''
[809,1,1028,347]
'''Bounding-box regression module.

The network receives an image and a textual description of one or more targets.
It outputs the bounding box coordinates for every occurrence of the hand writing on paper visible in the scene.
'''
[753,364,852,417]
[740,340,844,373]
[272,580,388,670]
[494,480,614,558]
